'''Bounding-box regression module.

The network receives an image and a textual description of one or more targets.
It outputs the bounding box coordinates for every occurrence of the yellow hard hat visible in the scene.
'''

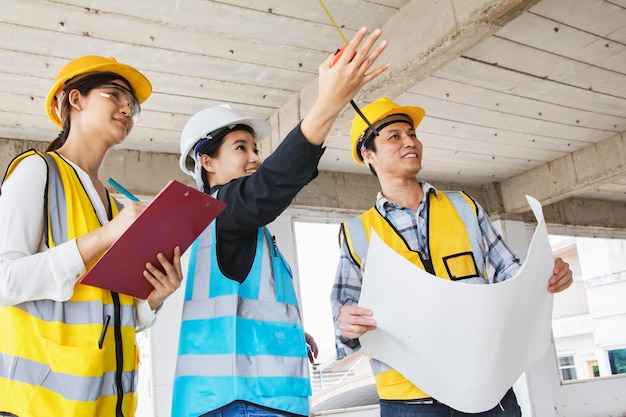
[45,56,152,128]
[351,97,425,165]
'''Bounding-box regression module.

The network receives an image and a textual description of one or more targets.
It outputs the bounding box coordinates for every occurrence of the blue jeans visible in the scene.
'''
[200,401,301,417]
[379,388,522,417]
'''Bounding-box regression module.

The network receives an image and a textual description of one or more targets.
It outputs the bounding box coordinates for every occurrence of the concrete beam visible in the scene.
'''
[500,132,626,213]
[4,137,624,236]
[521,197,626,235]
[0,138,48,177]
[275,0,542,150]
[292,170,488,215]
[219,0,544,215]
[0,136,485,213]
[0,137,193,198]
[365,0,541,102]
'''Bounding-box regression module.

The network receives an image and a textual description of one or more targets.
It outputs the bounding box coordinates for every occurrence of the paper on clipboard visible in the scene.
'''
[358,195,554,412]
[81,180,226,299]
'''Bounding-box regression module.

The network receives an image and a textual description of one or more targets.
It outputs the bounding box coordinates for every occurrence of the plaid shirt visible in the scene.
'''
[331,182,521,359]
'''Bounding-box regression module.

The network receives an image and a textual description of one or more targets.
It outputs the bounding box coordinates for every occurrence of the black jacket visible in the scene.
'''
[208,122,325,282]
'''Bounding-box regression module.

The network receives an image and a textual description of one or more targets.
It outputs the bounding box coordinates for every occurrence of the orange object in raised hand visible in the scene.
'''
[329,44,354,68]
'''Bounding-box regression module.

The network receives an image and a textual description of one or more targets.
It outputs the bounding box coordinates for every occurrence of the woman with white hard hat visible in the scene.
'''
[172,28,390,417]
[0,55,183,417]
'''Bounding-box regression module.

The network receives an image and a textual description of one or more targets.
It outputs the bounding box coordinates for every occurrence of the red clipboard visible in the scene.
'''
[80,180,226,299]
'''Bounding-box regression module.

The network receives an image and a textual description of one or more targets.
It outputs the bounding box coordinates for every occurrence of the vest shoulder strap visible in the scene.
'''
[342,207,378,267]
[442,190,480,240]
[4,150,54,246]
[2,149,46,182]
[442,190,478,217]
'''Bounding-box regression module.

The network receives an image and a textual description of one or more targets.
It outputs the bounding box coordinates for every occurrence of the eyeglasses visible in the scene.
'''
[96,83,141,122]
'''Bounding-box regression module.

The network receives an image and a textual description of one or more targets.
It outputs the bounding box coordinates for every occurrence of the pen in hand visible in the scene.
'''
[107,177,139,201]
[98,315,111,349]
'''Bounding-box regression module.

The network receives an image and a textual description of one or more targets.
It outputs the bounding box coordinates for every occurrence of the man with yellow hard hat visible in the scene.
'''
[330,97,574,416]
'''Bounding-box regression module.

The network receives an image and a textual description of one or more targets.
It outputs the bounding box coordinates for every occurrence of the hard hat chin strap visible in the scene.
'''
[352,100,380,162]
[351,100,378,138]
[193,156,206,192]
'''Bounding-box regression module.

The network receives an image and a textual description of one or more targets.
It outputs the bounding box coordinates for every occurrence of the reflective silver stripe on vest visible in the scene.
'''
[189,232,211,300]
[344,215,369,267]
[43,153,69,245]
[182,295,301,323]
[258,228,277,301]
[176,353,306,378]
[370,357,393,376]
[0,353,136,400]
[14,300,135,326]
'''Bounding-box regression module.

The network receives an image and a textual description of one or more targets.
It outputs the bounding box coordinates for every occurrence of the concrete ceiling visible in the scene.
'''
[1,0,625,234]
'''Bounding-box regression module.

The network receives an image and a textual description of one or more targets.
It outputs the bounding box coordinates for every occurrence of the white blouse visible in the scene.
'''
[0,154,156,329]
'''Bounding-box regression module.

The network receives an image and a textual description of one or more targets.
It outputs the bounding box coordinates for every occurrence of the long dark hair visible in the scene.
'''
[45,72,135,151]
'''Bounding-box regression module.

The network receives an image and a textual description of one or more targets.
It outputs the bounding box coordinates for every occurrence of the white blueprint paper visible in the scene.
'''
[358,195,554,413]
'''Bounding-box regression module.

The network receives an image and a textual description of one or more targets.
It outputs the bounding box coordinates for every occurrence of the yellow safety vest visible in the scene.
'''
[0,150,139,416]
[342,191,485,400]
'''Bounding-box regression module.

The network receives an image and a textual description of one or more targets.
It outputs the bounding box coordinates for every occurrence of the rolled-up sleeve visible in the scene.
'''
[476,203,521,283]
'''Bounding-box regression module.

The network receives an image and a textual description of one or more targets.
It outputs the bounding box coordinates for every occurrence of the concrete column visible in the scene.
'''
[149,250,188,417]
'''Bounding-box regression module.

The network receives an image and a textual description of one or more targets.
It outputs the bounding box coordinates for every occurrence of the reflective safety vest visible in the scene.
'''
[172,214,311,417]
[0,150,139,417]
[341,191,486,400]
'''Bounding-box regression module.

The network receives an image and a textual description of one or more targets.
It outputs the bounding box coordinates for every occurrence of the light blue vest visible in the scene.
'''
[172,219,311,417]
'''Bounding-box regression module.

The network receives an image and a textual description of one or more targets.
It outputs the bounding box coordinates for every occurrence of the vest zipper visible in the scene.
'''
[112,291,125,417]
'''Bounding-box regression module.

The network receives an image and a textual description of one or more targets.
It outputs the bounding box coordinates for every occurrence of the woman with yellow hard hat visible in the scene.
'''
[0,55,183,417]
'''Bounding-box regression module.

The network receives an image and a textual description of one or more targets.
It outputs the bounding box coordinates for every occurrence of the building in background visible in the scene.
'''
[551,236,626,382]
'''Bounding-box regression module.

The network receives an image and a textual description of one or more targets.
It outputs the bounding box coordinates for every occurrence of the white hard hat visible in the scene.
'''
[179,104,271,177]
